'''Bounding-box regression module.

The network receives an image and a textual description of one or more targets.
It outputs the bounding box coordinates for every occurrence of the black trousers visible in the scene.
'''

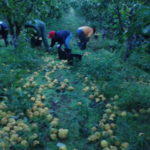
[0,30,8,46]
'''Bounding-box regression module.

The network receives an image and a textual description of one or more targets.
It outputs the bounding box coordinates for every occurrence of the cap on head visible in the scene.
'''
[48,31,56,38]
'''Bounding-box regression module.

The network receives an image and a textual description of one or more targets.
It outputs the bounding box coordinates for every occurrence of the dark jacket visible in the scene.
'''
[50,30,70,48]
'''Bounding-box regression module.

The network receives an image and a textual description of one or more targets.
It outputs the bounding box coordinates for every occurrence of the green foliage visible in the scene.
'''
[116,114,150,150]
[0,42,44,92]
[71,0,150,58]
[75,46,150,149]
[0,0,70,47]
[0,0,68,22]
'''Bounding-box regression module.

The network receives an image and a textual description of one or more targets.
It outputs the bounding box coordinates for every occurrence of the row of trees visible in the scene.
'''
[0,0,69,46]
[71,0,150,60]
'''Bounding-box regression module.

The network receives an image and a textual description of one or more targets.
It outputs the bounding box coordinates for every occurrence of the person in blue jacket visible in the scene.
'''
[48,30,72,52]
[0,21,9,46]
[48,30,72,60]
[48,30,82,64]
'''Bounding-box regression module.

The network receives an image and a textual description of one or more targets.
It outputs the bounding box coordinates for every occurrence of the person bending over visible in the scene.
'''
[49,30,82,64]
[25,19,50,52]
[76,26,96,50]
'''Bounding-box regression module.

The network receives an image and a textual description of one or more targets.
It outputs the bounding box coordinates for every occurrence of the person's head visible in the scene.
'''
[48,31,56,38]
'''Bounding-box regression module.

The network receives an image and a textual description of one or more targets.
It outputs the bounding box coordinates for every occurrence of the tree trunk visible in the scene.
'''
[116,4,124,35]
[124,36,132,61]
[124,6,136,61]
[7,17,16,47]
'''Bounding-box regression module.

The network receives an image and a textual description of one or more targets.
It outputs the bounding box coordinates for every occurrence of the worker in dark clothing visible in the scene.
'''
[49,30,72,52]
[25,19,50,52]
[48,30,82,64]
[0,21,9,46]
[76,26,96,50]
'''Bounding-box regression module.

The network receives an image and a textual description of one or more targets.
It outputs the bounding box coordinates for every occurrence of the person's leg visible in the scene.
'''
[77,30,87,50]
[2,30,9,46]
[64,33,72,49]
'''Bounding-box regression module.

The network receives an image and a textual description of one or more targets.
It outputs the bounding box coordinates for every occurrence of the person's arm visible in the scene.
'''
[50,38,56,48]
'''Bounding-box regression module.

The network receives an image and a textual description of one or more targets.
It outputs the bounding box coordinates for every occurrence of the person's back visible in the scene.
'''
[78,26,94,38]
[53,30,70,44]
